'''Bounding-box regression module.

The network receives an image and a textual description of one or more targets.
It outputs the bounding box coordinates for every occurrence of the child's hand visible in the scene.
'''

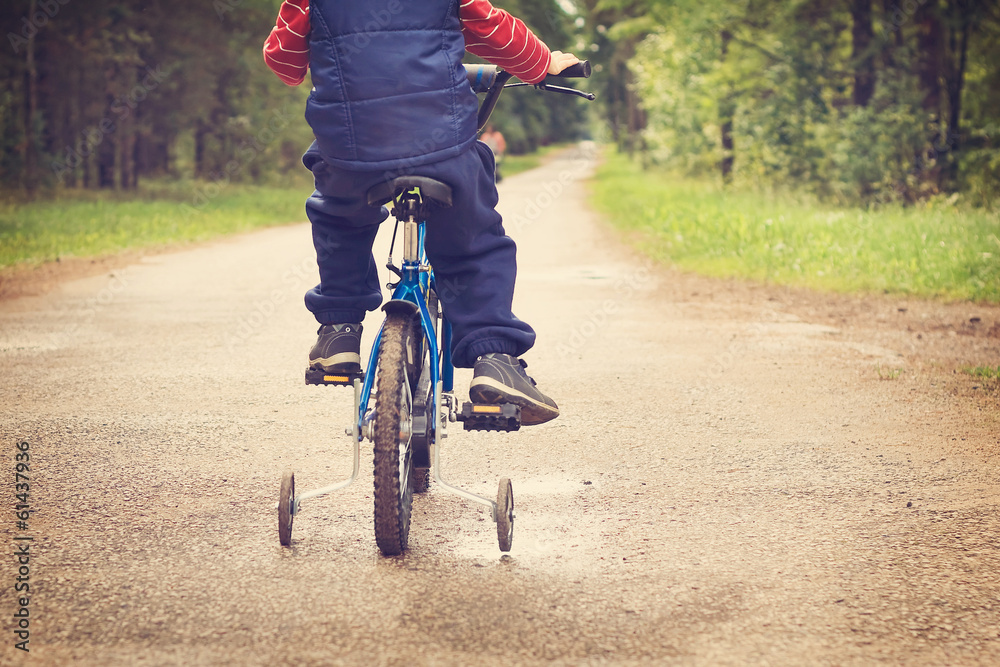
[547,51,581,76]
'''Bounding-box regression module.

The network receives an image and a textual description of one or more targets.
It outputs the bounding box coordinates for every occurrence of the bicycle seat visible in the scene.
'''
[366,176,453,209]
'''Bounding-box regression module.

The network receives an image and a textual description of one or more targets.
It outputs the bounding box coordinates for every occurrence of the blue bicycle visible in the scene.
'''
[279,62,594,556]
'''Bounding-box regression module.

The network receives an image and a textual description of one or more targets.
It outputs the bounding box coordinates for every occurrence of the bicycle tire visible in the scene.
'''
[373,312,421,555]
[412,467,431,494]
[496,477,514,552]
[278,469,295,547]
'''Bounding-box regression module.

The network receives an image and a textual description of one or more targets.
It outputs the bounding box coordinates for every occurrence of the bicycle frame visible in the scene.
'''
[350,199,505,520]
[356,220,453,441]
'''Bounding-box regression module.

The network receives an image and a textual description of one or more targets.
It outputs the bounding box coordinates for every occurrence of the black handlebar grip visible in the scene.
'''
[550,60,592,79]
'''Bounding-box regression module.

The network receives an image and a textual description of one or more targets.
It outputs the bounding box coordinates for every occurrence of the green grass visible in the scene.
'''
[501,144,571,178]
[963,365,1000,380]
[0,176,311,269]
[962,365,1000,395]
[1,145,570,270]
[875,363,903,380]
[501,153,542,177]
[591,151,1000,303]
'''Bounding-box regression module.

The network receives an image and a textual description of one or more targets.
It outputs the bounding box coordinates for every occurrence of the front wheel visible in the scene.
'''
[372,313,421,555]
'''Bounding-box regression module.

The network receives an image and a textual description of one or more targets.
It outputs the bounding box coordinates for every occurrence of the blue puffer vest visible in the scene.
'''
[306,0,479,171]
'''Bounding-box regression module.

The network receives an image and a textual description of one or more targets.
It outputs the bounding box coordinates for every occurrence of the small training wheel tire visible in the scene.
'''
[412,467,430,494]
[496,477,514,552]
[278,469,295,547]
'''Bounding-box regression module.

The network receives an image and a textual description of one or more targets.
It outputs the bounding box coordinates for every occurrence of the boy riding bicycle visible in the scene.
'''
[263,1,578,425]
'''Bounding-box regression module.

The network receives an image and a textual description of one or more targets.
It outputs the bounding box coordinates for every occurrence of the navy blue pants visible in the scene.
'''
[302,141,535,369]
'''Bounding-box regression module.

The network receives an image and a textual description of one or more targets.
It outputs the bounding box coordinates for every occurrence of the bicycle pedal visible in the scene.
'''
[305,368,364,386]
[457,402,521,432]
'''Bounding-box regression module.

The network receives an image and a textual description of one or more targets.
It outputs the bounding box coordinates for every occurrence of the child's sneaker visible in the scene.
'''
[308,323,362,373]
[469,353,559,425]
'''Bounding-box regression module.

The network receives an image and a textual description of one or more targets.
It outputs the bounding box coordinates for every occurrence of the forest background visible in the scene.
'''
[0,0,997,302]
[2,0,998,204]
[0,0,586,198]
[591,0,1000,208]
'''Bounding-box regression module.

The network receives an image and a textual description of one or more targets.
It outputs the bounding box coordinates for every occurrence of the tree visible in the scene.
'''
[585,0,1000,204]
[0,0,590,195]
[850,0,876,107]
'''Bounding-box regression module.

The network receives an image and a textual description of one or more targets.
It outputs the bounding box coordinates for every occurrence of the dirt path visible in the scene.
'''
[1,144,999,665]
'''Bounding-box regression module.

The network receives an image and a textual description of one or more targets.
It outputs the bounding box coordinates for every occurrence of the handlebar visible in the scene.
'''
[466,65,500,94]
[465,60,592,93]
[545,60,592,80]
[464,60,595,131]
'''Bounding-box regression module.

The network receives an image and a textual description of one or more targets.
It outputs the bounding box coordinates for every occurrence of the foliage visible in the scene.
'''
[480,0,591,153]
[0,0,313,194]
[0,0,587,197]
[591,150,1000,302]
[963,365,1000,380]
[961,365,1000,395]
[584,0,1000,205]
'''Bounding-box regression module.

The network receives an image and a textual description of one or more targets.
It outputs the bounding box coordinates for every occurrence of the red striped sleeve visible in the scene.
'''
[263,0,311,86]
[460,0,552,84]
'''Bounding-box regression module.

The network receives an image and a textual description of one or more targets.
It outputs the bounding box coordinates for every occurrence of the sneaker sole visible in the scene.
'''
[469,376,559,425]
[310,351,362,373]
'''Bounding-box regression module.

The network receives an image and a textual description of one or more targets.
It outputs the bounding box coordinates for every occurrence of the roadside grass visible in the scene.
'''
[964,365,1000,379]
[502,144,571,178]
[590,150,1000,303]
[0,176,312,269]
[502,153,542,177]
[0,145,568,271]
[875,363,903,380]
[962,365,1000,395]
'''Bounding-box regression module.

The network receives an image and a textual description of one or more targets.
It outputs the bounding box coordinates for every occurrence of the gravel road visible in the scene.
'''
[2,144,999,666]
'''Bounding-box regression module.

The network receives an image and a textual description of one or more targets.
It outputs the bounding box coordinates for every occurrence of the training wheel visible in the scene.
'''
[412,467,430,494]
[496,477,514,552]
[278,469,295,547]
